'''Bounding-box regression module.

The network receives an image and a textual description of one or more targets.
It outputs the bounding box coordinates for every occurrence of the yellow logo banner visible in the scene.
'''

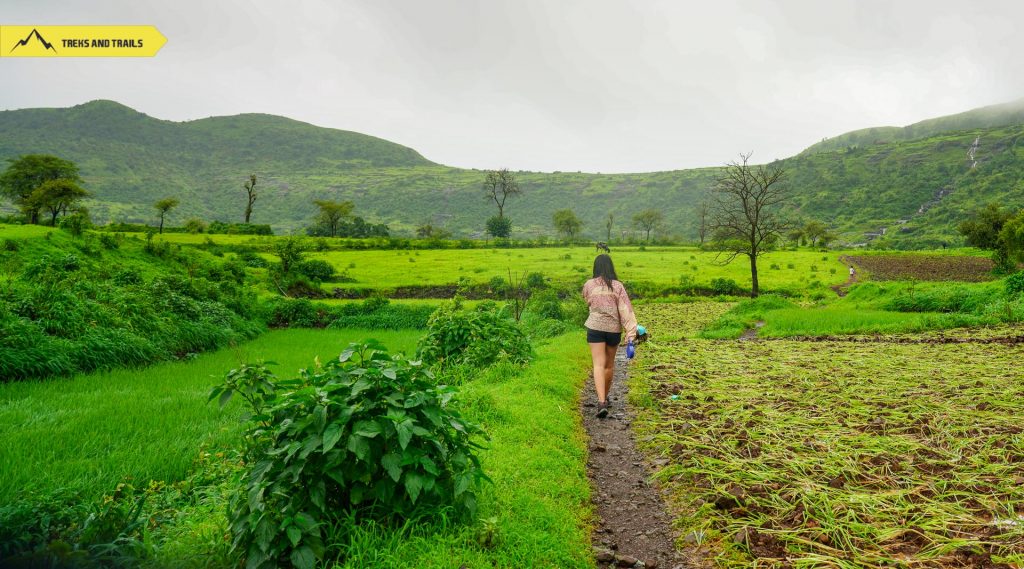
[0,26,166,57]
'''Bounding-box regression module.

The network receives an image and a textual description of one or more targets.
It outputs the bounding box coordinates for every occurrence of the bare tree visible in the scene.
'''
[709,153,790,297]
[482,168,520,219]
[605,213,614,242]
[697,201,709,246]
[243,174,258,223]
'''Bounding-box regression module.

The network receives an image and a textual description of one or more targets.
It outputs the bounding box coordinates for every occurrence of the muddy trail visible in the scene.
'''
[581,348,692,569]
[831,255,859,297]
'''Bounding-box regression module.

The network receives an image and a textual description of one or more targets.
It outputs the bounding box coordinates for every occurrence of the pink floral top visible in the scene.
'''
[582,277,638,341]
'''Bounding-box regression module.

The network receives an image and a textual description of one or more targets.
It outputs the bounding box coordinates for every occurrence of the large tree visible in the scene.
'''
[552,209,583,243]
[314,199,355,237]
[154,197,180,234]
[632,209,664,242]
[243,174,258,223]
[709,153,790,297]
[958,203,1015,270]
[483,168,520,219]
[29,179,89,226]
[0,154,82,224]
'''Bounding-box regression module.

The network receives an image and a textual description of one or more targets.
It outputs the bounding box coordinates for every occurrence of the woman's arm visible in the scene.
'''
[615,283,638,342]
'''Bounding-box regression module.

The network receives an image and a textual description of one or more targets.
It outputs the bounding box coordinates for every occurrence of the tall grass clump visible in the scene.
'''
[0,233,261,380]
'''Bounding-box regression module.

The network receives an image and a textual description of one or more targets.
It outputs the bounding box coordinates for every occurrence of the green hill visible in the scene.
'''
[802,98,1024,155]
[1,99,1023,246]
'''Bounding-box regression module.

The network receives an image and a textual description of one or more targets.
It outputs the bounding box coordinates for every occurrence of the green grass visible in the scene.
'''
[757,306,985,336]
[306,246,846,293]
[138,331,595,568]
[700,277,1023,338]
[319,335,595,568]
[630,302,1024,567]
[0,328,419,504]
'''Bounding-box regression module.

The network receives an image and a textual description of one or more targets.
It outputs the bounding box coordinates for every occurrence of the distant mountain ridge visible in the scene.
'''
[1,98,1023,247]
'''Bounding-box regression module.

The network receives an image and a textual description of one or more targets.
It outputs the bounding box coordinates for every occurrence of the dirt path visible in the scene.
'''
[581,348,690,569]
[831,255,859,297]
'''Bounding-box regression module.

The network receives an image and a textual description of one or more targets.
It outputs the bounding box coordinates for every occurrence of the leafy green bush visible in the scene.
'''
[709,277,742,295]
[417,303,531,368]
[238,250,269,268]
[1006,271,1024,298]
[529,289,564,320]
[525,272,546,289]
[297,259,335,282]
[212,343,488,569]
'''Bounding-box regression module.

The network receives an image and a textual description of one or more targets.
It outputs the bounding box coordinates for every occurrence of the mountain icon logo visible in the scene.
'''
[10,28,57,53]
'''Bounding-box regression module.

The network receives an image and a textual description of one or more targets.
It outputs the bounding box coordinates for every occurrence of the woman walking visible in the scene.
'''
[582,254,638,418]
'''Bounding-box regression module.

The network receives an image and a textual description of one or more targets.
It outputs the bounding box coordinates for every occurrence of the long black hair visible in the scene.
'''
[593,254,617,289]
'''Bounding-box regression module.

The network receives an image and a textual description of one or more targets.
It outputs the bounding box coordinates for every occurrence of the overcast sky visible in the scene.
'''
[3,0,1023,173]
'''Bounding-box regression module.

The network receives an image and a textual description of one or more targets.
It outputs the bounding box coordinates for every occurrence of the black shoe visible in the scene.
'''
[596,402,609,418]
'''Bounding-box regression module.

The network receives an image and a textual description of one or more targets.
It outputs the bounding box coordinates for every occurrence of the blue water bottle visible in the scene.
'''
[626,340,636,359]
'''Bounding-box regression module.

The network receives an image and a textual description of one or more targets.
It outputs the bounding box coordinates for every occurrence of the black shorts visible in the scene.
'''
[586,327,622,346]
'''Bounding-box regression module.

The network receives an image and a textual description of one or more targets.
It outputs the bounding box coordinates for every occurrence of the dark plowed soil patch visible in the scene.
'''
[847,254,996,281]
[581,348,693,569]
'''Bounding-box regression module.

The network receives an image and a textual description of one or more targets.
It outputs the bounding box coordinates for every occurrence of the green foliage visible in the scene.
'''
[417,304,531,369]
[0,230,261,380]
[958,203,1015,270]
[272,237,305,275]
[524,272,546,289]
[709,277,742,295]
[1005,271,1024,297]
[183,217,207,234]
[263,298,435,330]
[528,289,564,321]
[552,209,583,241]
[485,216,512,239]
[296,259,335,282]
[213,343,489,568]
[207,221,273,235]
[0,154,82,223]
[5,101,1024,243]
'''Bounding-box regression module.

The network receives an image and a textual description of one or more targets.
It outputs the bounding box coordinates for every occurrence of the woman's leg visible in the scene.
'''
[589,342,608,403]
[603,343,618,397]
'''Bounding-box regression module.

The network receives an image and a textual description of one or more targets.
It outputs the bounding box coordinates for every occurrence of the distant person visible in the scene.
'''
[849,265,856,277]
[582,254,638,418]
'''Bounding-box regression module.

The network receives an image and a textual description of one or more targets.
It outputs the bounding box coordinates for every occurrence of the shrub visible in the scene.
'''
[418,304,531,368]
[273,238,306,275]
[529,289,564,320]
[239,250,269,268]
[97,232,120,250]
[709,277,741,295]
[183,218,207,234]
[525,272,546,290]
[297,259,335,282]
[212,344,488,569]
[3,239,20,252]
[1007,271,1024,298]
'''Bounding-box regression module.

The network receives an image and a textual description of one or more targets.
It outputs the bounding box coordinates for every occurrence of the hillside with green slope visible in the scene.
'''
[802,98,1024,155]
[1,99,1022,245]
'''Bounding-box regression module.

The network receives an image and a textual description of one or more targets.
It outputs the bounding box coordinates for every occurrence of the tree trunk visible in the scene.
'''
[159,214,165,234]
[749,255,759,298]
[50,209,59,226]
[645,228,651,242]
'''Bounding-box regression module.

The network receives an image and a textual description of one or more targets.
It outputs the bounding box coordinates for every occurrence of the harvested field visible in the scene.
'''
[629,302,1024,567]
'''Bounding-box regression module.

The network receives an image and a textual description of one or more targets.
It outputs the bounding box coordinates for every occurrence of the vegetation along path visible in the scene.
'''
[582,347,690,569]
